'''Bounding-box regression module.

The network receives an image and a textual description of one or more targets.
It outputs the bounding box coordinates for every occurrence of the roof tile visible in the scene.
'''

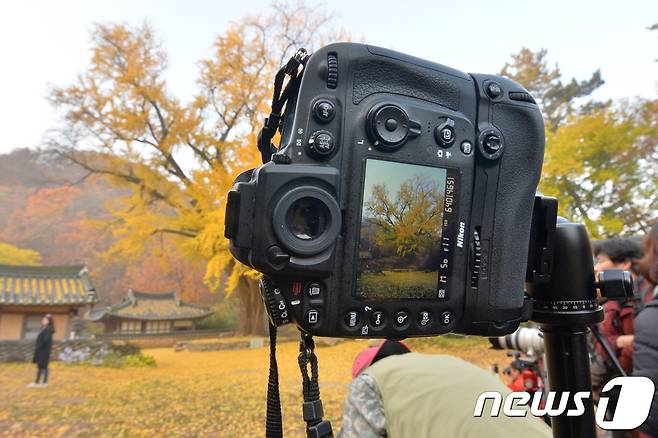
[0,264,98,306]
[92,290,211,321]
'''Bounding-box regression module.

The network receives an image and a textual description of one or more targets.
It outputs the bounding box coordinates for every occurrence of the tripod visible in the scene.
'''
[527,197,633,438]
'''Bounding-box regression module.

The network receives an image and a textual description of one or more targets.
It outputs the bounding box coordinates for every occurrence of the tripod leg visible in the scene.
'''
[589,325,627,378]
[541,324,597,438]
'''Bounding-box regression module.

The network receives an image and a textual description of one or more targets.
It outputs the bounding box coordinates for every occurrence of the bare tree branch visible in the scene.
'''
[151,228,198,238]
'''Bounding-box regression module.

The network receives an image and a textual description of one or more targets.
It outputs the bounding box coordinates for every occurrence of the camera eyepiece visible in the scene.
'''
[272,186,341,256]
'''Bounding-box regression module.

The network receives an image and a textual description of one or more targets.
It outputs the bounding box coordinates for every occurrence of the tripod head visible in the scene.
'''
[526,195,634,437]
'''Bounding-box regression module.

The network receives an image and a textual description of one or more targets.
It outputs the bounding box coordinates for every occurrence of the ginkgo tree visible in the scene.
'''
[0,242,41,266]
[365,175,444,259]
[48,2,342,335]
[501,48,657,238]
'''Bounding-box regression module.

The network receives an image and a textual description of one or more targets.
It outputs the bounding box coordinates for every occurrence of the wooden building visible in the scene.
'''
[0,264,98,340]
[89,290,212,334]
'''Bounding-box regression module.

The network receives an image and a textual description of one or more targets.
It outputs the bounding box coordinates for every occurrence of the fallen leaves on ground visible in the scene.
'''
[0,337,510,437]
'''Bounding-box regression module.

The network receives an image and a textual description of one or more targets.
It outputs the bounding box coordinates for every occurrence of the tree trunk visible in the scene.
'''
[235,276,268,336]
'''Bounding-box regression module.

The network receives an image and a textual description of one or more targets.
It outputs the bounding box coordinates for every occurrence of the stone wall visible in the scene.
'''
[96,329,231,349]
[0,339,109,363]
[1,330,233,361]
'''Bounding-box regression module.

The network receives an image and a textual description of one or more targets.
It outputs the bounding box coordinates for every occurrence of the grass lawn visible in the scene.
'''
[358,270,438,298]
[0,336,510,437]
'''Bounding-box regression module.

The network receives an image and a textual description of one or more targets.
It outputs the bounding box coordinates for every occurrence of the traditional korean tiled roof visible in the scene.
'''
[89,290,212,321]
[0,264,98,306]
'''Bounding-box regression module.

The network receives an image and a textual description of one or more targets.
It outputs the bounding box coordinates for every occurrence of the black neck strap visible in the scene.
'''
[266,322,283,438]
[265,325,333,438]
[258,48,309,165]
[298,334,333,438]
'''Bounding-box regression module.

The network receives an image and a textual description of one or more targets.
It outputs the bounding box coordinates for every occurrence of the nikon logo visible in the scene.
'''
[457,222,465,248]
[473,377,654,430]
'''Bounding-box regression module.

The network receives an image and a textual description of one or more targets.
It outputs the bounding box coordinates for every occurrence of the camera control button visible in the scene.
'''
[460,141,473,155]
[312,100,335,123]
[307,285,324,305]
[384,118,398,131]
[345,310,360,328]
[306,282,323,297]
[266,245,290,265]
[477,128,505,160]
[308,130,336,159]
[440,127,454,144]
[440,311,453,326]
[483,133,502,154]
[306,309,320,325]
[367,104,410,149]
[434,118,456,147]
[486,82,502,99]
[394,311,409,328]
[370,311,385,328]
[417,311,432,328]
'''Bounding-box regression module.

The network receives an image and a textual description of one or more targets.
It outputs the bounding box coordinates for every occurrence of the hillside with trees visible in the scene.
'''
[0,148,216,306]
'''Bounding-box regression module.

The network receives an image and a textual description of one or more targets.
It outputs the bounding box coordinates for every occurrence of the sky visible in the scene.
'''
[0,0,656,154]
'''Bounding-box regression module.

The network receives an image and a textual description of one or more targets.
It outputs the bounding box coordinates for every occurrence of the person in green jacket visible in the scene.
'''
[338,340,552,438]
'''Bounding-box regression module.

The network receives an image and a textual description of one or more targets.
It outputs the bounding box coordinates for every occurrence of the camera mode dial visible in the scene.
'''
[366,104,421,150]
[260,276,290,327]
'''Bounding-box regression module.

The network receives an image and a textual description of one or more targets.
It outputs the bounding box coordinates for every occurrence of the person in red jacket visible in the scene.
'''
[590,238,646,394]
[505,360,541,393]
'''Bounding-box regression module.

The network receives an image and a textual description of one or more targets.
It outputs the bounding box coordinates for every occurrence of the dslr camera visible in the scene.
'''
[225,43,544,338]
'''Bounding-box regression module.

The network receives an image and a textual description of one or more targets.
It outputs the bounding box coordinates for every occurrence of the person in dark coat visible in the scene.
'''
[591,238,645,391]
[29,314,55,388]
[632,223,658,438]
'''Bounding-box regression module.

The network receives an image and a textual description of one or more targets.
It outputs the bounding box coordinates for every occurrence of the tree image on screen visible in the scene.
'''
[357,161,446,299]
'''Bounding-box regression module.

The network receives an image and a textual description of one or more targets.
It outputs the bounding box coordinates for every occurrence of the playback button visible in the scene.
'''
[306,309,320,325]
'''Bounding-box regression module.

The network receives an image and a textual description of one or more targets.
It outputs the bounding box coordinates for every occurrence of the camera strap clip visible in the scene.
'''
[298,333,333,438]
[258,48,310,164]
[258,114,282,164]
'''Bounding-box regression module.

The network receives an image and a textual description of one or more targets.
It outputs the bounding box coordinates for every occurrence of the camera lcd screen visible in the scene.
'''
[356,159,449,300]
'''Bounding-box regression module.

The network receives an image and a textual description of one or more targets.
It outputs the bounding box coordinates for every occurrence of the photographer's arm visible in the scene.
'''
[337,374,387,438]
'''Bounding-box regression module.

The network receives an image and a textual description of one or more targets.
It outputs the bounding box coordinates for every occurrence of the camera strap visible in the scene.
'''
[266,322,283,438]
[258,48,310,164]
[298,334,333,438]
[265,325,333,438]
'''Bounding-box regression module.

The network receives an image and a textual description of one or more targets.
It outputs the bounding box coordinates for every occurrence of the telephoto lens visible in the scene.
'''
[490,327,545,356]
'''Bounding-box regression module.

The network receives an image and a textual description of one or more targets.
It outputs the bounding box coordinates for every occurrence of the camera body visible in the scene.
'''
[225,43,545,338]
